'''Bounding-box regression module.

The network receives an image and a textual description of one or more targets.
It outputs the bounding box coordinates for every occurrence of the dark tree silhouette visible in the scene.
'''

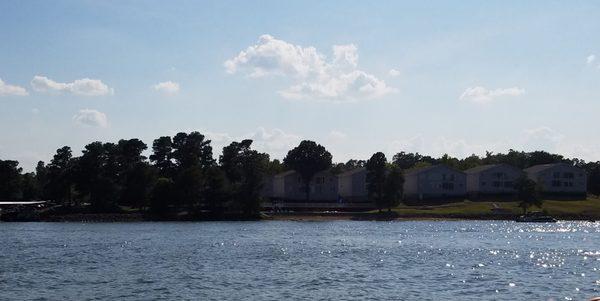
[171,132,214,171]
[220,140,269,216]
[366,152,387,212]
[150,136,174,177]
[0,160,22,200]
[45,146,74,205]
[392,151,437,169]
[383,166,404,212]
[283,140,332,202]
[514,176,542,214]
[149,177,174,216]
[586,162,600,196]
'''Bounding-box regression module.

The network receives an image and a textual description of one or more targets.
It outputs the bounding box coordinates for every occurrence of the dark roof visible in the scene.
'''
[524,163,573,174]
[337,167,366,177]
[464,163,521,174]
[274,170,296,178]
[404,164,464,176]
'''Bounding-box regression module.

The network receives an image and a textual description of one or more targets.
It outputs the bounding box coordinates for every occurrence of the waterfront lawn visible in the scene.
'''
[390,196,600,219]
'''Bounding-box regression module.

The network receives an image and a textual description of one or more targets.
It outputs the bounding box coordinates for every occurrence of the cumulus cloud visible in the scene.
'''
[31,75,113,96]
[587,54,596,65]
[203,127,302,159]
[245,127,303,157]
[224,34,394,101]
[460,86,524,104]
[153,81,180,94]
[0,78,28,96]
[388,69,400,77]
[72,109,109,128]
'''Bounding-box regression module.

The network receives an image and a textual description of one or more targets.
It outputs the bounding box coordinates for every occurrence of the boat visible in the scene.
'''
[516,212,557,223]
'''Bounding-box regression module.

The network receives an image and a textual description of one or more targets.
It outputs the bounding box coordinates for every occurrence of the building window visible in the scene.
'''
[481,181,486,186]
[442,182,454,190]
[493,181,501,188]
[551,180,561,187]
[553,172,560,179]
[563,172,574,179]
[504,181,513,188]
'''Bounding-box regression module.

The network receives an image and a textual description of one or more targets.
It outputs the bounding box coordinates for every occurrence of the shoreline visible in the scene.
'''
[2,211,596,222]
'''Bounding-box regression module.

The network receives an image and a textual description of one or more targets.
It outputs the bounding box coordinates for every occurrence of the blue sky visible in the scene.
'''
[1,1,600,171]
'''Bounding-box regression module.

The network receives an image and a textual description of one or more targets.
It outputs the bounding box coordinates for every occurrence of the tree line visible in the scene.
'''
[1,133,599,217]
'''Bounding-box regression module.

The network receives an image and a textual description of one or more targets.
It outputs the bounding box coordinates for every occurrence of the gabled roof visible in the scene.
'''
[464,163,521,174]
[337,167,366,177]
[274,169,336,178]
[524,163,575,174]
[404,164,464,176]
[274,170,296,178]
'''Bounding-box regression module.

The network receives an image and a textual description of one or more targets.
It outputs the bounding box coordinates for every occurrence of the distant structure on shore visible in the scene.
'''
[263,163,587,206]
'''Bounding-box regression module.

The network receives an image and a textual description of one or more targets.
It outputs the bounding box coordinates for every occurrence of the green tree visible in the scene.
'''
[366,152,387,212]
[149,177,175,216]
[35,161,48,198]
[383,166,404,212]
[514,176,542,214]
[393,152,422,169]
[21,172,41,200]
[283,140,332,202]
[168,132,216,210]
[75,142,120,212]
[203,166,230,216]
[586,162,600,196]
[0,160,23,200]
[458,154,482,170]
[150,136,174,177]
[120,162,157,208]
[220,140,269,216]
[171,132,215,171]
[174,165,205,209]
[45,146,75,205]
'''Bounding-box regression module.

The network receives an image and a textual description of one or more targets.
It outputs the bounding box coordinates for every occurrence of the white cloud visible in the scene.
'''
[586,54,596,65]
[0,78,28,96]
[31,75,113,96]
[245,127,302,157]
[328,130,347,141]
[332,44,358,68]
[522,126,565,152]
[387,135,510,160]
[224,34,394,101]
[153,81,180,94]
[72,109,109,128]
[388,69,400,77]
[460,86,525,104]
[203,127,302,159]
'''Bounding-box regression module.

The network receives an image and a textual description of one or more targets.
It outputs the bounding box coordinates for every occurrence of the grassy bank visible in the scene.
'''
[4,197,600,222]
[388,197,600,220]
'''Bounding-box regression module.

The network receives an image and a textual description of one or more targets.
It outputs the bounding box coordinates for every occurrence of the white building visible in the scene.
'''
[272,169,339,201]
[465,164,523,196]
[524,163,587,196]
[337,167,368,202]
[403,165,467,200]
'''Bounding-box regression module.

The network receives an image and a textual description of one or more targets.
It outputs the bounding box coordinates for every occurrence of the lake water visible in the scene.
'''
[1,221,599,300]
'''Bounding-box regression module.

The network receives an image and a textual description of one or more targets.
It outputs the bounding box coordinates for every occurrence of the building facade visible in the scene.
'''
[272,169,339,201]
[403,165,467,200]
[337,167,368,202]
[524,163,587,196]
[465,164,523,196]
